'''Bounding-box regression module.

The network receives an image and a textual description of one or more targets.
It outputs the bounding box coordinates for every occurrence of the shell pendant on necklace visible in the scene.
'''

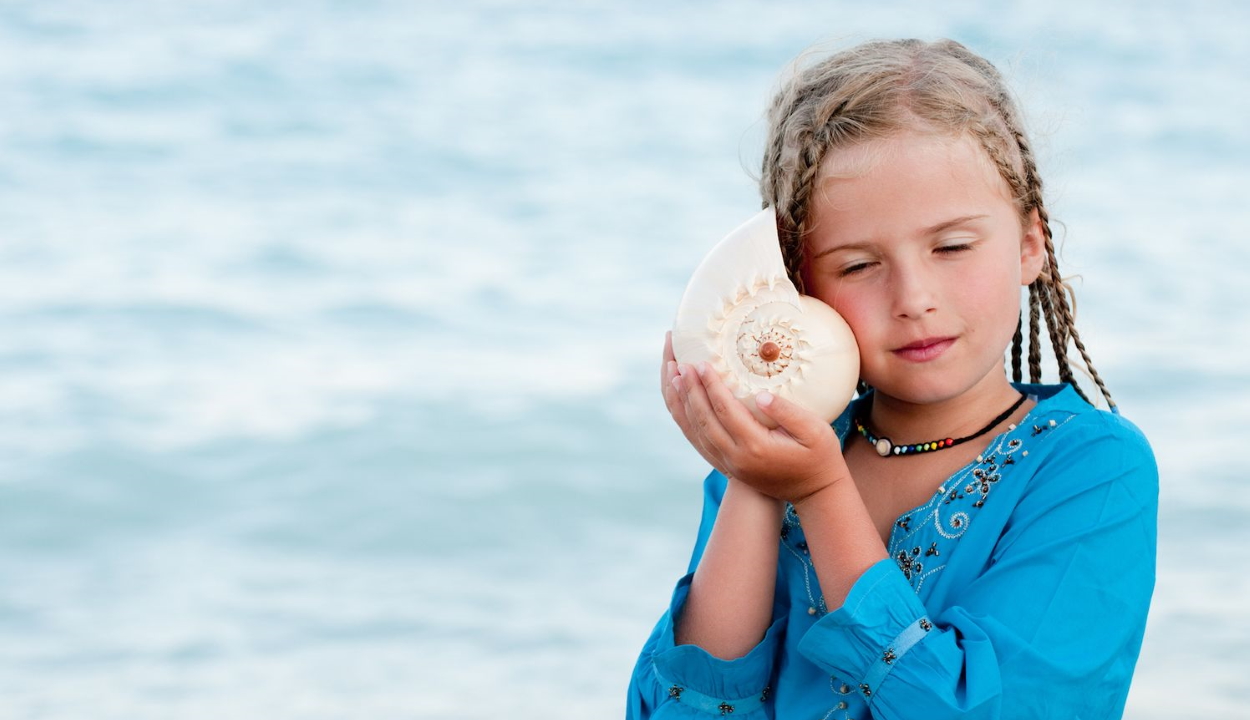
[671,208,860,427]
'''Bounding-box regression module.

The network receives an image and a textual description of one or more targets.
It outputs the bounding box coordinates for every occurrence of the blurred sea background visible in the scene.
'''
[1,1,1247,718]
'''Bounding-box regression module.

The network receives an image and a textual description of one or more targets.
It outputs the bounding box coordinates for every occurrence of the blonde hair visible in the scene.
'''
[760,38,1114,409]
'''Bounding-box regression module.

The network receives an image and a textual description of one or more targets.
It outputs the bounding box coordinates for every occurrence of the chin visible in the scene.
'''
[864,378,960,406]
[866,366,1006,406]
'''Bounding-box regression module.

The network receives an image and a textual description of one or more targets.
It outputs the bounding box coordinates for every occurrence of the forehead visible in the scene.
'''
[806,132,1016,244]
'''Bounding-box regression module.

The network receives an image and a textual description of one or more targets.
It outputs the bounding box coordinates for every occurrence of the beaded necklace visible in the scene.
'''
[854,392,1027,457]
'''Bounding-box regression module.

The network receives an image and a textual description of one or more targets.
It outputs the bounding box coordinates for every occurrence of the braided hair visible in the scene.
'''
[759,38,1115,410]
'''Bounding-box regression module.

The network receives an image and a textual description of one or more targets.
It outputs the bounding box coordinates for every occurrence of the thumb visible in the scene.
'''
[755,391,822,445]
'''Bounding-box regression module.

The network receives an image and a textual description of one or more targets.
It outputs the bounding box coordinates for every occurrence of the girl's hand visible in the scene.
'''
[662,331,730,474]
[670,354,851,503]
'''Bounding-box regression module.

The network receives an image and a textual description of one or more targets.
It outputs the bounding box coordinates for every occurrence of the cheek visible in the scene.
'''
[805,274,869,333]
[815,283,878,341]
[954,266,1023,335]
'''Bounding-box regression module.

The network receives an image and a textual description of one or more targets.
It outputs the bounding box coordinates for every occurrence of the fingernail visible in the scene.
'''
[696,362,709,378]
[671,376,682,391]
[667,361,677,375]
[756,391,774,407]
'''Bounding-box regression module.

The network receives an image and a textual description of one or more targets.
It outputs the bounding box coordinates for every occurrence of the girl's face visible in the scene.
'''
[801,131,1046,407]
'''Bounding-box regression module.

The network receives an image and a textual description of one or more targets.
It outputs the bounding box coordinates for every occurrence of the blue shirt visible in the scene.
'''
[627,383,1157,719]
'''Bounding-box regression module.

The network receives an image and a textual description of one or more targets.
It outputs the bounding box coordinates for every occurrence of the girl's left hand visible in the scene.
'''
[671,361,850,503]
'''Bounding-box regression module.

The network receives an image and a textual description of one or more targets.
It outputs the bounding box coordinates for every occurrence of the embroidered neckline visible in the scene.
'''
[820,392,1043,535]
[787,388,1079,593]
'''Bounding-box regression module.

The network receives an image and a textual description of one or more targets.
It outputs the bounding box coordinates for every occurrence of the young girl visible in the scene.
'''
[627,39,1157,719]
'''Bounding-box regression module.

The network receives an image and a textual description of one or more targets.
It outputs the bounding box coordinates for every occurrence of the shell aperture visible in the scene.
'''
[671,208,860,427]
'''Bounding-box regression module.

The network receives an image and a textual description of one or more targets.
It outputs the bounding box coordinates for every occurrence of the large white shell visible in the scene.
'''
[672,208,860,427]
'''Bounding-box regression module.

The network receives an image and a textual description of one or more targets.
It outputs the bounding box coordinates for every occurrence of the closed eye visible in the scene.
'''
[935,243,974,255]
[838,261,876,277]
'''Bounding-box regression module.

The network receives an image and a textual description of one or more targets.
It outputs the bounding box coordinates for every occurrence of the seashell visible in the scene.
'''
[672,208,859,427]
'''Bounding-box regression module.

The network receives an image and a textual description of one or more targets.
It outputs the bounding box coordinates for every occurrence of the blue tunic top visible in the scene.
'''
[627,383,1157,719]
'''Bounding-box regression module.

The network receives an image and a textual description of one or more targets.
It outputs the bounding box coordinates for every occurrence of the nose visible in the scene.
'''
[890,260,939,319]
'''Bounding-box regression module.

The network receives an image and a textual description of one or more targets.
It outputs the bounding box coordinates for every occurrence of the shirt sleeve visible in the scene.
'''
[627,470,784,719]
[796,411,1158,719]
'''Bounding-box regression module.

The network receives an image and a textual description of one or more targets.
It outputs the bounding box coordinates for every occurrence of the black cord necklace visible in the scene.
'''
[854,392,1028,458]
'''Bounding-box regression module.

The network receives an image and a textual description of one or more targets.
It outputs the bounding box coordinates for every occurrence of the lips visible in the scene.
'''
[892,336,956,362]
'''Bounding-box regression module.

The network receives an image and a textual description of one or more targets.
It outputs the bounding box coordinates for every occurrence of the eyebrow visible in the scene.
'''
[809,214,990,262]
[925,213,989,236]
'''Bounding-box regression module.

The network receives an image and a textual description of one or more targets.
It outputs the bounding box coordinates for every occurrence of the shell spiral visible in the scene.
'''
[671,208,860,427]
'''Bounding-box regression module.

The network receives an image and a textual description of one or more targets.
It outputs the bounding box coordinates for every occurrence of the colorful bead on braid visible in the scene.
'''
[854,392,1028,458]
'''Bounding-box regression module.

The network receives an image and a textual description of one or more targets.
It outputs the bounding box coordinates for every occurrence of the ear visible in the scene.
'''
[1019,208,1046,285]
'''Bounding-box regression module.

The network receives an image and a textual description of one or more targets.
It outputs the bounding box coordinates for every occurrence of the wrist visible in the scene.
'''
[725,475,785,515]
[789,472,848,513]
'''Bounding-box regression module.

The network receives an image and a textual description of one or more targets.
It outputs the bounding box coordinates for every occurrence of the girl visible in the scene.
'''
[627,39,1157,719]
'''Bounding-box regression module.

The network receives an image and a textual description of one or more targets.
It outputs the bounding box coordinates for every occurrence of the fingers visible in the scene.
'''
[660,332,685,424]
[660,334,689,431]
[671,370,723,468]
[660,346,722,466]
[663,361,688,428]
[696,362,766,442]
[678,364,735,453]
[754,391,825,448]
[660,331,675,400]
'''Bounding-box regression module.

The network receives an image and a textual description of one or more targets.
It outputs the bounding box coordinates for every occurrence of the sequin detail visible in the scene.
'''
[653,669,770,716]
[883,412,1073,592]
[782,503,827,616]
[796,400,1071,720]
[859,616,936,704]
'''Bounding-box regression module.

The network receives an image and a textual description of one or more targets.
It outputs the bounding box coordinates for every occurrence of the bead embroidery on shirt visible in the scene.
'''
[782,397,1075,719]
[782,505,827,616]
[817,678,858,720]
[887,412,1075,592]
[652,671,771,716]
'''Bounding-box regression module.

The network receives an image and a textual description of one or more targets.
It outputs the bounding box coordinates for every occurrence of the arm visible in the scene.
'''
[627,471,785,719]
[659,335,785,658]
[676,476,783,658]
[626,339,787,718]
[790,468,888,610]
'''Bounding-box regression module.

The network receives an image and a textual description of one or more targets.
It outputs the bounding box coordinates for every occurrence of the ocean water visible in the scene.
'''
[0,2,1247,718]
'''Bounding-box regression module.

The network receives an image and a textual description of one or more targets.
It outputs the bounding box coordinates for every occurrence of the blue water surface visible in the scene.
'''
[0,2,1247,718]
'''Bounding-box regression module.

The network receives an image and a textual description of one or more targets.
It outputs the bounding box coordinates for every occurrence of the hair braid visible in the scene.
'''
[1027,284,1042,383]
[1037,275,1081,389]
[975,70,1116,409]
[1011,311,1023,383]
[980,77,1115,406]
[1009,121,1116,408]
[762,79,860,293]
[1048,264,1117,409]
[775,137,828,294]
